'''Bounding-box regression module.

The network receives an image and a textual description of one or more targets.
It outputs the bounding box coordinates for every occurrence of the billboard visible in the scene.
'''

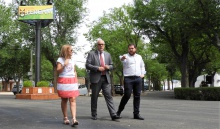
[18,5,54,20]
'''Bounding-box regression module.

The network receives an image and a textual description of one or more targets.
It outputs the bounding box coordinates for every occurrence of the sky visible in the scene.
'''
[3,0,134,68]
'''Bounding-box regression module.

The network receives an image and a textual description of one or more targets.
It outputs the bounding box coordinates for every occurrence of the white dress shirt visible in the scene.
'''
[119,53,146,77]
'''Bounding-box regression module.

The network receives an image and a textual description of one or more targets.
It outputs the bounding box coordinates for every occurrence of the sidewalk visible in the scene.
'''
[0,91,13,95]
[0,91,219,129]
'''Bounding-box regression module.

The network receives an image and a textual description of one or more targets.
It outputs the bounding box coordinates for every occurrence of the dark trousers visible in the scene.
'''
[118,76,142,115]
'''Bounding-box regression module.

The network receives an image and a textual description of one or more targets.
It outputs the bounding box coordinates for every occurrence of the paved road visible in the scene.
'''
[0,91,219,129]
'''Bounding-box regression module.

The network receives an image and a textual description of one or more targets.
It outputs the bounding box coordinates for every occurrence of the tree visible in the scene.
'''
[41,55,53,81]
[133,0,220,87]
[40,0,87,90]
[0,2,31,92]
[10,0,87,89]
[75,66,86,77]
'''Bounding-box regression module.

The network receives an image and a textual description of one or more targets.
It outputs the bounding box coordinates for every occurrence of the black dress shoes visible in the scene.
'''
[91,115,97,120]
[134,114,144,120]
[111,115,120,120]
[116,111,122,119]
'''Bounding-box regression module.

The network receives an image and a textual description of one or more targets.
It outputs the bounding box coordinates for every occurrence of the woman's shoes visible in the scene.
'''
[63,117,79,126]
[71,119,79,126]
[63,117,70,125]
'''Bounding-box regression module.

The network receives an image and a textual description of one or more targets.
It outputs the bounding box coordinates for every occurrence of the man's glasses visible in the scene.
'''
[98,44,104,46]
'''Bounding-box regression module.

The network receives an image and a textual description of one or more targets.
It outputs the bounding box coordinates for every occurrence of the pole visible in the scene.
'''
[30,46,33,81]
[35,20,41,86]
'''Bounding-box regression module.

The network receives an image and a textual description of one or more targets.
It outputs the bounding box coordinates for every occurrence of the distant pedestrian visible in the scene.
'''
[57,44,79,126]
[200,81,208,87]
[86,38,120,121]
[117,43,146,120]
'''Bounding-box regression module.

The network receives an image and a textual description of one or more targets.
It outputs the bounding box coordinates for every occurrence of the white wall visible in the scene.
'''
[195,73,220,87]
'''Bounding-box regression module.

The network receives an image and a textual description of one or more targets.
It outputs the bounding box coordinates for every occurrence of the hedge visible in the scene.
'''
[174,87,220,101]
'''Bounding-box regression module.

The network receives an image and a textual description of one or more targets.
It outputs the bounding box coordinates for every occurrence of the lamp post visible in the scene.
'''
[35,20,41,85]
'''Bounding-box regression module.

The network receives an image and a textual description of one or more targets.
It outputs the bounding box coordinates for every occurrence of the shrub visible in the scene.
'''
[36,81,50,87]
[174,87,220,101]
[23,80,33,87]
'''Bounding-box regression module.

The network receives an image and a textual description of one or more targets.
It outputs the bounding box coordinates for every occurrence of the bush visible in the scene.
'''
[23,81,33,87]
[174,87,220,101]
[36,81,50,87]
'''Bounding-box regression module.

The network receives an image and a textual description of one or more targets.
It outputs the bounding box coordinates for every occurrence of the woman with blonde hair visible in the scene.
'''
[57,44,79,126]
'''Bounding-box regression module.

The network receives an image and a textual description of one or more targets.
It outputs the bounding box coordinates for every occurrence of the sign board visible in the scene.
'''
[18,5,54,20]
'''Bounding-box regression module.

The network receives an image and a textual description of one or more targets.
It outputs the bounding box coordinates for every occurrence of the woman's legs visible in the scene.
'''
[61,98,68,118]
[69,97,77,121]
[61,98,70,124]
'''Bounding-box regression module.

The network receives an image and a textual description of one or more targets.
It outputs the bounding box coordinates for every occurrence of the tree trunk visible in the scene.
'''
[53,66,58,93]
[210,72,216,87]
[180,58,189,88]
[167,78,170,90]
[171,80,174,90]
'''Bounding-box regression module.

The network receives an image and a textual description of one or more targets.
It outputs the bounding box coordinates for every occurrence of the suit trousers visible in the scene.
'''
[118,76,142,115]
[91,75,117,117]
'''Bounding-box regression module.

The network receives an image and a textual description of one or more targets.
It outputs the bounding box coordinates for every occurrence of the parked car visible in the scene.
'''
[12,85,23,95]
[144,82,149,90]
[78,84,88,96]
[114,85,124,95]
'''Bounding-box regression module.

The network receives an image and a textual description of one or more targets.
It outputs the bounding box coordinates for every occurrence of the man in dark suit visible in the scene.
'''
[86,38,120,121]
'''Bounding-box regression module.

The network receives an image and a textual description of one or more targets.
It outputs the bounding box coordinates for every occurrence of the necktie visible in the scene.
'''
[100,53,105,75]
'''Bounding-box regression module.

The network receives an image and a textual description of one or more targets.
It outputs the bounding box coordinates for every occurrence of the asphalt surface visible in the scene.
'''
[0,91,219,129]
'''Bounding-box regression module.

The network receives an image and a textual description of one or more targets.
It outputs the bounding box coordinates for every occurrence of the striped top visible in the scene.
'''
[56,57,79,98]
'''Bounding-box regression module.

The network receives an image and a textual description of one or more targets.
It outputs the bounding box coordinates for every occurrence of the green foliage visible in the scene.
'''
[39,0,87,88]
[134,0,220,87]
[0,2,33,83]
[75,65,86,77]
[36,81,50,87]
[41,0,87,64]
[23,80,33,87]
[41,55,53,81]
[0,0,87,88]
[174,87,220,101]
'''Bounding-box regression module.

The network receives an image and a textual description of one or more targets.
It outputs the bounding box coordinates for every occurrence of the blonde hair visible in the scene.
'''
[59,44,72,59]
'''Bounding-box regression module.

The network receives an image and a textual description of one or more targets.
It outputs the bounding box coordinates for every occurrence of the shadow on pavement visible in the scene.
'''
[141,91,175,100]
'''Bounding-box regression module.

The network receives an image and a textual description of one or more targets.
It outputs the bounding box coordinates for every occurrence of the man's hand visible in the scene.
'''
[104,65,109,70]
[121,55,126,61]
[99,67,105,71]
[140,75,144,78]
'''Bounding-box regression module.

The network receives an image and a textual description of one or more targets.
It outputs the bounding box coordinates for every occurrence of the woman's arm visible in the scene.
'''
[57,62,65,74]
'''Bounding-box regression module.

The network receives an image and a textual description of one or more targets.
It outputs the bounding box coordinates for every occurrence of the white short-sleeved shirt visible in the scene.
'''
[57,57,76,77]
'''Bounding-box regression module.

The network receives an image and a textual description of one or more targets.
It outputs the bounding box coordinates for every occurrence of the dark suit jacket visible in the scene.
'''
[86,50,113,83]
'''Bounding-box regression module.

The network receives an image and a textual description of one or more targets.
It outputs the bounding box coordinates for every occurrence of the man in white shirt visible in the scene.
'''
[117,44,146,120]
